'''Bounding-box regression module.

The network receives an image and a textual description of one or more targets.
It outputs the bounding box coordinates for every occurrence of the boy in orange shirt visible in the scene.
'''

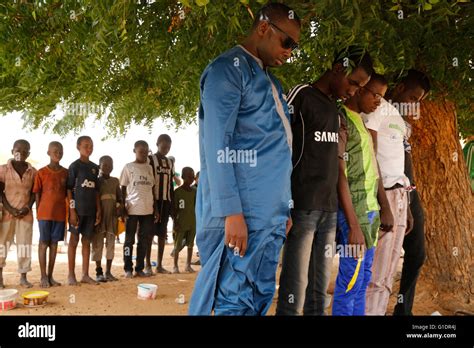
[33,141,68,288]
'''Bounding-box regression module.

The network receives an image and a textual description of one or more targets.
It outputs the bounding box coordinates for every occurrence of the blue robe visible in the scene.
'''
[189,45,292,315]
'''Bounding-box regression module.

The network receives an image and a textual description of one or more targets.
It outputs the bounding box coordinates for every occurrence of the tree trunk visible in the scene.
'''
[409,99,473,306]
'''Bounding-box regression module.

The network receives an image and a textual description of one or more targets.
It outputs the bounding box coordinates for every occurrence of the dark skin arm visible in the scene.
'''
[121,186,128,221]
[95,191,101,226]
[115,182,123,217]
[67,189,78,227]
[376,162,394,232]
[20,190,36,217]
[35,192,42,213]
[370,129,394,231]
[404,152,415,235]
[337,158,365,259]
[0,182,20,216]
[152,185,159,223]
[369,129,378,153]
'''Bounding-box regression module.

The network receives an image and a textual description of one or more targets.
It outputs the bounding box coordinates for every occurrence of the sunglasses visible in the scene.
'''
[268,21,299,51]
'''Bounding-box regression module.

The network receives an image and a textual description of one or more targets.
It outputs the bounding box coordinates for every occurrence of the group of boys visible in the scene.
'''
[0,134,198,288]
[190,3,429,316]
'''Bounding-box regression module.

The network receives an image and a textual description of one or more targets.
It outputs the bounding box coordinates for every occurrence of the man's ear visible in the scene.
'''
[394,83,405,96]
[256,20,270,37]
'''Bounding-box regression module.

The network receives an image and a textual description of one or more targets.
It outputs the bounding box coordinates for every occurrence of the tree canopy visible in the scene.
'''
[0,0,472,136]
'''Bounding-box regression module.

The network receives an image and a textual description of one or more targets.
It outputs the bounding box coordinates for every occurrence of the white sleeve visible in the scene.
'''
[119,164,129,187]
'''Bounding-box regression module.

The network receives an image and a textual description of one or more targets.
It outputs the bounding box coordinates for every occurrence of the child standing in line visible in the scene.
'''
[121,141,157,278]
[91,156,122,282]
[172,167,196,274]
[33,141,68,288]
[0,139,37,288]
[67,135,101,285]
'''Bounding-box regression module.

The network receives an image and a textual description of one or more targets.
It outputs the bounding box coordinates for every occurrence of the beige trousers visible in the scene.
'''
[366,188,408,315]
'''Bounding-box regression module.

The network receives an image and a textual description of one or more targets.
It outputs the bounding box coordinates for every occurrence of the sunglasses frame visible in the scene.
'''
[267,21,299,51]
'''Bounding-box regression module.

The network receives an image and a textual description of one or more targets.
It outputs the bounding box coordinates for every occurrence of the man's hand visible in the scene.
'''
[95,210,101,226]
[121,206,128,222]
[285,216,292,236]
[154,209,160,224]
[225,213,248,257]
[405,205,414,235]
[348,223,366,259]
[379,204,394,232]
[70,209,78,227]
[16,206,30,218]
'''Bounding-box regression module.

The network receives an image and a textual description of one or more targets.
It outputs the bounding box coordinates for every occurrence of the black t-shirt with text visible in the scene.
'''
[67,159,100,216]
[288,84,340,212]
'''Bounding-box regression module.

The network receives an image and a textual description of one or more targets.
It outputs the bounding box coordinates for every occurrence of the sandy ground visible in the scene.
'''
[0,229,464,316]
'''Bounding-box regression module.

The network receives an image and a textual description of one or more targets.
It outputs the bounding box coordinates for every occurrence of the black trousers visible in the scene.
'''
[393,190,426,315]
[123,215,153,272]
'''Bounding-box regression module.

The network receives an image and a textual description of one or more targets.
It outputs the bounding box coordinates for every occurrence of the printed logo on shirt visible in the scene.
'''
[81,179,96,188]
[133,175,152,187]
[388,123,405,135]
[314,131,338,143]
[155,167,172,175]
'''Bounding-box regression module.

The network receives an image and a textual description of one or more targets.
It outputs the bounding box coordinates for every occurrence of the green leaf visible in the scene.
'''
[195,0,209,7]
[424,3,433,10]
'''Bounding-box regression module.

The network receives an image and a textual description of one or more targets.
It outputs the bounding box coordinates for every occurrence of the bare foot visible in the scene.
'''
[156,266,171,274]
[81,275,99,285]
[40,276,50,288]
[185,265,195,273]
[67,274,78,286]
[49,277,61,287]
[172,266,180,274]
[105,273,118,281]
[20,277,33,288]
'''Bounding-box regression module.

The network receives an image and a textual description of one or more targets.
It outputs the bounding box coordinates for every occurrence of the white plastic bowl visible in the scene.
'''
[137,284,157,300]
[0,289,18,311]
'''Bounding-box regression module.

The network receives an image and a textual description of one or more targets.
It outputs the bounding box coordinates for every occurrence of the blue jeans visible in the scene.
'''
[276,209,337,315]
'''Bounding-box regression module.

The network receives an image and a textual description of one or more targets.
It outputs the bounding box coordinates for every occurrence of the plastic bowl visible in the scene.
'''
[21,290,49,307]
[0,289,18,311]
[137,284,157,300]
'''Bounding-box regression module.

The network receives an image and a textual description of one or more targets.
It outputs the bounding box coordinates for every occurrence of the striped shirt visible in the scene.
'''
[149,154,174,202]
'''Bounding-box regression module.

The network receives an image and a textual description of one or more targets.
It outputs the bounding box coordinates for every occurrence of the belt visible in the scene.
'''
[385,183,416,192]
[385,183,404,191]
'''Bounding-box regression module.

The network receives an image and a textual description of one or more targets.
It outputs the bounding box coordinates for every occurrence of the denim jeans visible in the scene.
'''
[123,215,153,273]
[276,209,337,315]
